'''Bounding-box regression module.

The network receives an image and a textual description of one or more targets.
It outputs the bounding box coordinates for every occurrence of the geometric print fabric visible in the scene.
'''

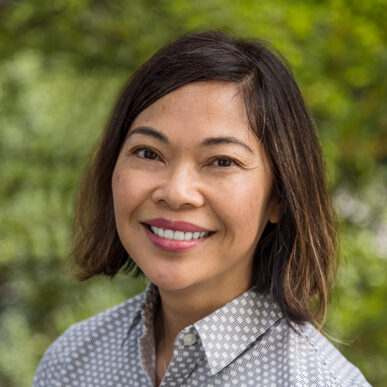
[33,283,371,386]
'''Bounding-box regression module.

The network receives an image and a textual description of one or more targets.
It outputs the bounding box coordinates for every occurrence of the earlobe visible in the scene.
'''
[268,198,280,224]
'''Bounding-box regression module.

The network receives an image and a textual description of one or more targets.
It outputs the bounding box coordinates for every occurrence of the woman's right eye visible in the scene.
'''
[134,147,159,160]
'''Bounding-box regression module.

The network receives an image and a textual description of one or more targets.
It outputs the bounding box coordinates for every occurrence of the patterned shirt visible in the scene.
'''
[33,283,370,386]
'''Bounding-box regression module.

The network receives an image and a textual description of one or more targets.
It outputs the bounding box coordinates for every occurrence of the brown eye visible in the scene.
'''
[212,158,235,167]
[136,148,159,160]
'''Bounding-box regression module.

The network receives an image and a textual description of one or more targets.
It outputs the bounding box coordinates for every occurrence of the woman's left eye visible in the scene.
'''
[211,157,237,168]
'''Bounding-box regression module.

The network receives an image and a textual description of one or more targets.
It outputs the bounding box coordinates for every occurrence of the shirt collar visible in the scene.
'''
[140,282,160,334]
[194,287,283,375]
[134,283,283,376]
[125,282,159,340]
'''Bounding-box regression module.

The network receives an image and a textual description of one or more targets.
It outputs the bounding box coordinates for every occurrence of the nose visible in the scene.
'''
[151,164,205,210]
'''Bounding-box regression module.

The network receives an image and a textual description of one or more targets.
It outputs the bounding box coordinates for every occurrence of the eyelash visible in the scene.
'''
[208,157,238,168]
[133,147,160,161]
[132,147,239,168]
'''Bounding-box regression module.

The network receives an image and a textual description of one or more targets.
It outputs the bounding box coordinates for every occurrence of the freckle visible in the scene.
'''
[114,172,122,183]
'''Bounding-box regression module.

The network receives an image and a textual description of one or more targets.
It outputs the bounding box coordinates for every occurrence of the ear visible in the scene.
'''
[268,194,280,224]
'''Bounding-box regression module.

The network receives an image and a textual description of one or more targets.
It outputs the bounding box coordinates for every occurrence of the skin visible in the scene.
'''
[112,81,279,385]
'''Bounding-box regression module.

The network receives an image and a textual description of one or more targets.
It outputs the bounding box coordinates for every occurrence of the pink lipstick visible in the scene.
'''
[142,218,214,252]
[145,218,208,232]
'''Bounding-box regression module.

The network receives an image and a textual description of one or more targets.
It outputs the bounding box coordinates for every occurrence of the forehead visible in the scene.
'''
[130,81,258,145]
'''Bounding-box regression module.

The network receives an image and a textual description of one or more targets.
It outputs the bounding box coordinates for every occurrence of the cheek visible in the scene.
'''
[112,170,129,209]
[112,169,144,215]
[213,178,270,234]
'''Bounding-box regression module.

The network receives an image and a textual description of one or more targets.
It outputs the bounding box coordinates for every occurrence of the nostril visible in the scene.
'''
[151,180,205,210]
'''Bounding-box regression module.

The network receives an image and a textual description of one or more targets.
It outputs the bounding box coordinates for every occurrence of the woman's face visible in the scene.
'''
[112,81,278,294]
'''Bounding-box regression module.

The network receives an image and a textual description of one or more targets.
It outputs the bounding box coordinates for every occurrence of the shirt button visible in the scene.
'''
[183,333,197,346]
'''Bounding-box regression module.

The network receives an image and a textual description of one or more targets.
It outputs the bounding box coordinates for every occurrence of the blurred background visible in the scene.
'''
[0,0,386,386]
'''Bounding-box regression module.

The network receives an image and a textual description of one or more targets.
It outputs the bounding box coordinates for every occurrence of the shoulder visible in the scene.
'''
[282,321,371,387]
[33,291,145,386]
[51,290,145,349]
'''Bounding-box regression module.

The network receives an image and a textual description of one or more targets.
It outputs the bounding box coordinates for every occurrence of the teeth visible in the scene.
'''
[174,231,184,241]
[151,226,163,238]
[164,229,174,239]
[149,226,209,241]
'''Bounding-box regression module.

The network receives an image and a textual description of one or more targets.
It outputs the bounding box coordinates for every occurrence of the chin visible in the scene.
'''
[146,268,196,292]
[151,277,192,292]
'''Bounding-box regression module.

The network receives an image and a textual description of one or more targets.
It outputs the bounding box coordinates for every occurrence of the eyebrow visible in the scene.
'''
[127,126,168,142]
[127,126,253,153]
[201,136,253,153]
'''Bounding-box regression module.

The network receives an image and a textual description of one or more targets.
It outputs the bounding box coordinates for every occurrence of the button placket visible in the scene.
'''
[160,328,201,386]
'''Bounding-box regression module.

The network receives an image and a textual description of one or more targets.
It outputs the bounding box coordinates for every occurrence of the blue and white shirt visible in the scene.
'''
[33,283,370,386]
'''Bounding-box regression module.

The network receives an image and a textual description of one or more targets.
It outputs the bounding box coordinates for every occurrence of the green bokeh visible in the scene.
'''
[1,1,386,386]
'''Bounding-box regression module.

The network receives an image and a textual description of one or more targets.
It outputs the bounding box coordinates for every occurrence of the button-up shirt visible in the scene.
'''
[33,283,370,386]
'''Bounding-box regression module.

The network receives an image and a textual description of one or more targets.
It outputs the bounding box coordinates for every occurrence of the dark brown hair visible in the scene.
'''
[72,31,337,326]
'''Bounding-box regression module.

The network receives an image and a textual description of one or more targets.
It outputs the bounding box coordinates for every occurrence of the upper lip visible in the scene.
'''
[144,218,211,233]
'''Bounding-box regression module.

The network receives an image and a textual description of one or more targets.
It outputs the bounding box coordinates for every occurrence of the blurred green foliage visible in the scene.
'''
[0,0,386,386]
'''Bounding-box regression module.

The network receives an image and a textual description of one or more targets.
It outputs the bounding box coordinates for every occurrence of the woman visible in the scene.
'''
[33,31,370,386]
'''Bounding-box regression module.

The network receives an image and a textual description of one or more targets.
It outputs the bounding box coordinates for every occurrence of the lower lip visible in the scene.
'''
[143,225,211,252]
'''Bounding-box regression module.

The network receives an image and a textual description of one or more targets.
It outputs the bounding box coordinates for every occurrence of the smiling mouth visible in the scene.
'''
[143,223,214,241]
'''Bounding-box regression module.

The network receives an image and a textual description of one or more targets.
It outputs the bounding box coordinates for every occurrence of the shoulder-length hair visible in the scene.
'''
[72,31,337,326]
